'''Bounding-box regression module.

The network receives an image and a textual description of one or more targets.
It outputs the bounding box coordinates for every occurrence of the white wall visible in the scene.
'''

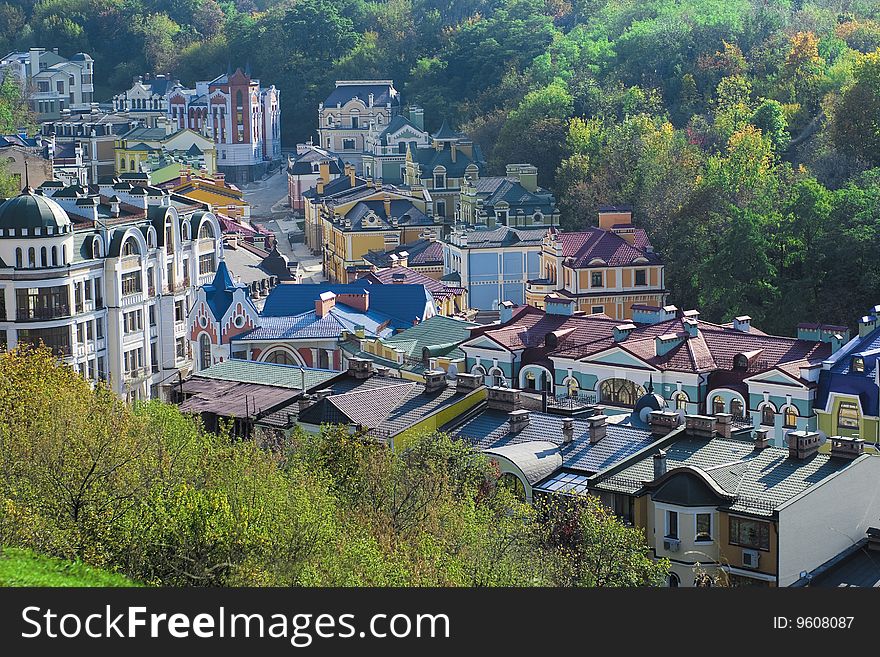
[777,455,880,586]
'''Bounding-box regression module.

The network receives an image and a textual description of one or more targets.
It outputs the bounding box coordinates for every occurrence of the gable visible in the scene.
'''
[744,368,803,387]
[586,347,652,369]
[462,336,507,352]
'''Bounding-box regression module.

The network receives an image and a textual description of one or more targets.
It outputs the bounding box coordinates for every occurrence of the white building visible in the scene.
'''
[0,48,94,122]
[0,182,222,402]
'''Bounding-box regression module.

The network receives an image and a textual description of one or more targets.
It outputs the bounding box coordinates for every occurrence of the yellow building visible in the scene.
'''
[525,207,666,320]
[317,172,437,283]
[115,120,217,176]
[171,172,249,220]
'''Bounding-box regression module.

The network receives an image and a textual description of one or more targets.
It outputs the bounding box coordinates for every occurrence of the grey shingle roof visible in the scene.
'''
[196,359,337,391]
[456,226,546,248]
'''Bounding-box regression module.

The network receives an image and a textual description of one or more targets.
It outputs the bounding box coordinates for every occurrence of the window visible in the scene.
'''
[199,333,211,371]
[342,138,356,150]
[198,223,214,240]
[784,406,798,428]
[434,173,446,189]
[600,378,646,407]
[265,349,296,365]
[730,398,744,418]
[665,510,678,539]
[713,397,725,414]
[668,573,680,588]
[95,317,103,339]
[525,371,536,390]
[674,392,688,410]
[436,200,446,218]
[121,271,142,296]
[761,405,775,426]
[838,401,860,430]
[729,516,770,551]
[591,271,603,288]
[350,115,359,129]
[17,327,71,356]
[16,286,70,320]
[634,269,647,286]
[198,253,216,275]
[84,280,92,301]
[174,300,185,322]
[696,513,712,542]
[176,336,187,360]
[852,357,864,373]
[149,305,156,327]
[591,305,604,314]
[599,492,634,526]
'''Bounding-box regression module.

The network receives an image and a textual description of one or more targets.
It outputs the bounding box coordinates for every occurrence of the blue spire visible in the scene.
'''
[211,259,236,291]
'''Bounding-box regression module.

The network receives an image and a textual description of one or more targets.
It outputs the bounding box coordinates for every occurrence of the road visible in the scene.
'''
[241,166,325,284]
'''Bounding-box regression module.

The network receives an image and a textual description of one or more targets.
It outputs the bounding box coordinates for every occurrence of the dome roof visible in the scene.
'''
[0,190,72,236]
[634,389,666,424]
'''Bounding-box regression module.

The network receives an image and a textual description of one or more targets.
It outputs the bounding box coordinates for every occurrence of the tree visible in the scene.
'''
[750,99,790,152]
[831,49,880,167]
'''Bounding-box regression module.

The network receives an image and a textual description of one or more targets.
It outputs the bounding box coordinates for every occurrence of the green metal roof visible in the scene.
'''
[195,359,338,391]
[0,191,72,233]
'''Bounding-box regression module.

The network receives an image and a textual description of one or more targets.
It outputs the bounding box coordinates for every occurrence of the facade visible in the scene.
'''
[169,172,249,220]
[317,80,401,173]
[0,182,223,402]
[287,143,344,213]
[115,120,217,176]
[39,109,140,183]
[359,266,466,317]
[362,238,445,279]
[591,415,880,587]
[0,136,53,188]
[458,164,560,229]
[526,207,666,319]
[318,178,437,283]
[403,121,484,222]
[0,48,94,121]
[815,309,880,445]
[167,68,281,183]
[301,164,366,253]
[444,225,545,310]
[111,74,179,127]
[362,107,429,184]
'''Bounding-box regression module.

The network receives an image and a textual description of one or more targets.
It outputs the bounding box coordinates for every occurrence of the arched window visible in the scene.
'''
[761,404,775,426]
[668,573,680,588]
[784,406,798,428]
[264,349,296,365]
[838,401,860,430]
[733,354,749,370]
[488,367,505,388]
[40,246,47,267]
[28,247,35,268]
[566,378,579,397]
[51,246,58,266]
[122,237,139,256]
[852,357,865,373]
[674,392,688,410]
[525,371,536,390]
[730,398,744,419]
[199,333,211,371]
[198,222,214,240]
[600,378,646,407]
[15,248,22,268]
[713,397,725,414]
[498,472,526,502]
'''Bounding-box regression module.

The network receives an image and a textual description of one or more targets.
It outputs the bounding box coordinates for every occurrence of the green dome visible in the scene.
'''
[0,190,72,235]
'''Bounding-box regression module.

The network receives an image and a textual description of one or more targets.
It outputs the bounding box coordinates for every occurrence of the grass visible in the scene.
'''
[0,548,140,587]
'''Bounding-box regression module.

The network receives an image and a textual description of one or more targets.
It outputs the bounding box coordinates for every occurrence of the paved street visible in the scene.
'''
[241,162,325,283]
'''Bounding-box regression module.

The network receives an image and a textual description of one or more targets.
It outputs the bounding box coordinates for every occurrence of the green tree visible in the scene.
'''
[831,49,880,167]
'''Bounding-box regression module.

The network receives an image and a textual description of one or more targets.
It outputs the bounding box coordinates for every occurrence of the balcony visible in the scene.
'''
[124,366,151,382]
[16,305,71,321]
[174,320,186,335]
[121,292,143,307]
[526,278,558,297]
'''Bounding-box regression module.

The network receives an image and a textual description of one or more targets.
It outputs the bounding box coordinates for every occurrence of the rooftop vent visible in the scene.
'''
[829,435,865,460]
[507,409,531,433]
[786,430,823,460]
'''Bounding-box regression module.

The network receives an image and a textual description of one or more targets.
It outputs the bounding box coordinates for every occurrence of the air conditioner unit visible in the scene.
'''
[742,548,760,569]
[663,538,680,552]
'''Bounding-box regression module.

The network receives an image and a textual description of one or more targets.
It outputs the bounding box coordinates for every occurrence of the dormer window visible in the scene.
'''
[591,272,603,288]
[733,354,749,370]
[635,269,647,286]
[434,172,446,189]
[852,356,865,373]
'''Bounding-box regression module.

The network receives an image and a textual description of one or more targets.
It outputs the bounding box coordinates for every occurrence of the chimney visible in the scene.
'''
[423,369,448,393]
[347,163,356,187]
[109,195,121,217]
[499,300,517,323]
[505,163,538,193]
[732,316,752,333]
[297,394,314,413]
[829,435,865,460]
[753,428,771,450]
[507,409,531,433]
[858,310,880,337]
[655,332,686,357]
[316,178,325,195]
[315,291,336,317]
[786,430,823,459]
[545,295,575,316]
[561,418,575,445]
[336,291,369,313]
[648,410,683,437]
[682,309,700,321]
[653,449,668,479]
[383,192,391,219]
[587,414,607,444]
[685,414,716,439]
[597,206,632,231]
[347,357,374,379]
[613,323,636,342]
[455,372,483,391]
[487,386,521,412]
[683,318,699,338]
[714,413,733,439]
[450,142,457,163]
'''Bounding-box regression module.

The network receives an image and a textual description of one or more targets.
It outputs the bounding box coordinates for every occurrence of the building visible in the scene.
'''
[444,225,546,310]
[341,314,478,381]
[0,182,223,402]
[295,358,486,451]
[591,415,880,587]
[40,109,140,183]
[167,68,281,183]
[358,266,467,317]
[362,107,429,184]
[815,309,880,445]
[220,236,300,306]
[114,119,217,176]
[287,143,344,213]
[317,176,437,283]
[0,135,54,188]
[362,237,445,279]
[525,207,666,319]
[168,171,249,220]
[111,74,180,127]
[458,164,560,229]
[795,528,880,587]
[301,164,367,254]
[0,48,94,121]
[403,121,485,222]
[317,80,401,173]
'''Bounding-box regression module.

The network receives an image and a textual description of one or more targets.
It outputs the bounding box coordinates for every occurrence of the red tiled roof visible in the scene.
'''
[363,267,464,298]
[557,227,660,268]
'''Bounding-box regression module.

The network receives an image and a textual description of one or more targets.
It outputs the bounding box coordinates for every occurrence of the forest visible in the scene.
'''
[2,0,880,332]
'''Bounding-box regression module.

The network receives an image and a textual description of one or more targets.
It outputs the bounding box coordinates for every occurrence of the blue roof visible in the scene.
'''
[260,282,433,330]
[816,325,880,416]
[203,260,248,320]
[234,306,396,342]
